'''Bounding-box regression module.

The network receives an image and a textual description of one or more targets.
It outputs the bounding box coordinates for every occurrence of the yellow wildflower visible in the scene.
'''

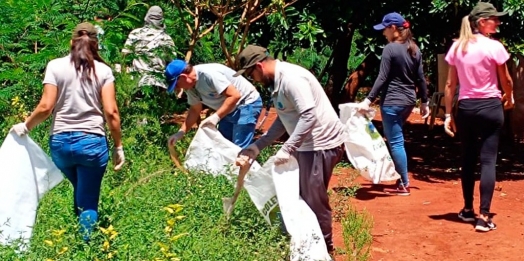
[170,233,189,241]
[52,229,66,237]
[102,240,110,251]
[57,247,68,255]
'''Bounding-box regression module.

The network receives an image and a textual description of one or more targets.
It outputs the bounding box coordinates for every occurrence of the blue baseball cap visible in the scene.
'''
[164,59,187,93]
[373,12,406,30]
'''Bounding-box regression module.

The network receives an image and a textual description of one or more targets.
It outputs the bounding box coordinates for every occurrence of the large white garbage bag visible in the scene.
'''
[185,127,331,260]
[0,133,63,250]
[339,103,400,184]
[269,156,332,261]
[184,127,280,224]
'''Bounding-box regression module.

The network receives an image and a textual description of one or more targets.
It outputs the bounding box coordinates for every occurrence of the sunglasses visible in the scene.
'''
[244,67,255,80]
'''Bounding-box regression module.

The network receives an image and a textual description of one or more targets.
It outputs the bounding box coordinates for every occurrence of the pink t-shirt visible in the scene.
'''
[445,35,509,100]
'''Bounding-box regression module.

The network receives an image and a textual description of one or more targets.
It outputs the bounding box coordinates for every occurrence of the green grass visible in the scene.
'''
[0,73,373,260]
[341,206,373,261]
[0,92,290,260]
[0,138,289,260]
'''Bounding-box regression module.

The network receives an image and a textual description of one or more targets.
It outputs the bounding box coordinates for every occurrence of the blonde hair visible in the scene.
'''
[454,15,478,55]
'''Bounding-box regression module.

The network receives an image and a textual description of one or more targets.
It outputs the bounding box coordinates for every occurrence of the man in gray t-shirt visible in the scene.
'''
[164,59,262,149]
[235,45,346,254]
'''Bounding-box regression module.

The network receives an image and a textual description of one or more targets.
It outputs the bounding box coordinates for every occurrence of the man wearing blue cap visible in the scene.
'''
[164,59,262,149]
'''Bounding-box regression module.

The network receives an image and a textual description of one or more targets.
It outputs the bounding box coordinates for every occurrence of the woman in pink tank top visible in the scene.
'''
[444,2,514,232]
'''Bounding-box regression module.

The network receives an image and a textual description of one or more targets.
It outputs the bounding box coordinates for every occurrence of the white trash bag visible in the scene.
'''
[185,127,331,260]
[184,127,280,224]
[268,156,332,261]
[0,133,63,250]
[339,103,400,184]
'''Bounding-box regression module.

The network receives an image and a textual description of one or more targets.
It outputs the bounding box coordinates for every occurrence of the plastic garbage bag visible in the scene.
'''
[185,127,331,260]
[269,156,332,261]
[184,127,279,224]
[0,133,63,250]
[339,103,400,184]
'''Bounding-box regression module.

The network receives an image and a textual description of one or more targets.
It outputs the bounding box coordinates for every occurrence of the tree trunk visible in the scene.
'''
[328,23,355,115]
[342,53,380,103]
[185,38,196,62]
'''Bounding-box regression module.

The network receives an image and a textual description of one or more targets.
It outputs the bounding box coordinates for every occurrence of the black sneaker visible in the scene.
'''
[475,218,497,232]
[458,209,476,222]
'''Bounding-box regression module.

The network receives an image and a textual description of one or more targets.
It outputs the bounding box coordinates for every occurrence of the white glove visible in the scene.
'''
[356,98,372,112]
[238,143,260,161]
[420,102,430,119]
[112,146,125,171]
[199,113,220,128]
[444,114,455,137]
[168,130,185,146]
[10,122,29,136]
[274,149,290,165]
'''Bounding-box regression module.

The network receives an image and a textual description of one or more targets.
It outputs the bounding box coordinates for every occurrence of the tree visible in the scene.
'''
[171,0,297,65]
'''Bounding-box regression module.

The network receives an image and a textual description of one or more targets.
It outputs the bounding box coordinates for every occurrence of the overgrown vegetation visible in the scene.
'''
[3,0,522,260]
[341,206,374,261]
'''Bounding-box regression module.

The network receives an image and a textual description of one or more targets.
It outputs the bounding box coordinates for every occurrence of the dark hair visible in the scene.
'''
[260,56,275,62]
[396,27,419,58]
[70,31,107,83]
[181,63,193,75]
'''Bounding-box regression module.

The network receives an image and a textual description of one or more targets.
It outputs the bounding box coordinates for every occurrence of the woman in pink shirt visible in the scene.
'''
[444,2,514,232]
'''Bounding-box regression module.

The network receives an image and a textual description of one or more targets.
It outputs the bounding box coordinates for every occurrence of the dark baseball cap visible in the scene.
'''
[373,12,406,30]
[73,22,98,40]
[233,45,269,77]
[164,59,187,93]
[469,2,507,21]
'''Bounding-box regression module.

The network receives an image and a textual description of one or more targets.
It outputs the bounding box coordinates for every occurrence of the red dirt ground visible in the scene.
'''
[174,107,524,261]
[327,108,524,261]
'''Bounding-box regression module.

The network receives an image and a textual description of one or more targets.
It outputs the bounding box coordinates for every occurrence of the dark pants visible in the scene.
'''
[49,132,109,215]
[456,98,504,215]
[296,144,344,252]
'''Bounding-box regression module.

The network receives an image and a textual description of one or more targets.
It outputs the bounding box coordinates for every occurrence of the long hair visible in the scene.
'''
[395,26,419,58]
[70,31,107,83]
[454,15,477,55]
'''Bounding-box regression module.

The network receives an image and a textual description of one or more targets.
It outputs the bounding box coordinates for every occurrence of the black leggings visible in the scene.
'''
[456,98,504,215]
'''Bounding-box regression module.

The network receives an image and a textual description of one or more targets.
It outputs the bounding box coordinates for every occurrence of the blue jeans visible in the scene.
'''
[380,105,414,187]
[218,96,263,149]
[49,132,109,215]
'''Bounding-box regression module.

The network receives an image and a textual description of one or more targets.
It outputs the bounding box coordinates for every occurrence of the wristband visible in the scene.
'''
[445,114,451,119]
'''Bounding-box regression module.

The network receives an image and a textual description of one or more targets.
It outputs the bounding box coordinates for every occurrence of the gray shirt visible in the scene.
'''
[43,55,114,136]
[255,60,346,152]
[185,63,260,111]
[367,42,428,106]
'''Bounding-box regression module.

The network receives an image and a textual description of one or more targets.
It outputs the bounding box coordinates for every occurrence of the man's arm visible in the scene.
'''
[203,70,241,118]
[215,85,241,118]
[279,77,317,154]
[254,117,287,151]
[181,102,203,133]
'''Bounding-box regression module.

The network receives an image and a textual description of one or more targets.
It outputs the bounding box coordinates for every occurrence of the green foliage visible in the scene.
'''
[0,146,289,260]
[267,5,326,57]
[341,206,374,261]
[0,0,404,259]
